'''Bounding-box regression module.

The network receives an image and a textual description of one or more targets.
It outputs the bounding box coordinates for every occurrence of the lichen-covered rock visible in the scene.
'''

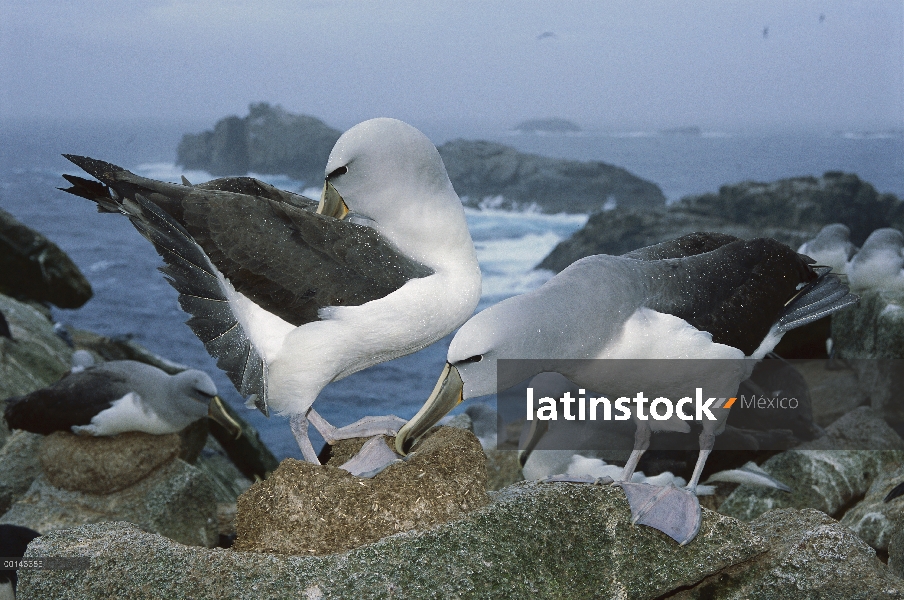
[0,208,92,308]
[18,483,764,600]
[0,430,43,515]
[0,459,218,547]
[841,463,904,552]
[889,528,904,579]
[233,427,490,555]
[39,431,182,494]
[671,508,904,599]
[0,293,72,401]
[719,408,904,520]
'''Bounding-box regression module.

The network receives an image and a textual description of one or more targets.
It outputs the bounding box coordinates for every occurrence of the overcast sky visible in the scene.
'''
[1,1,901,131]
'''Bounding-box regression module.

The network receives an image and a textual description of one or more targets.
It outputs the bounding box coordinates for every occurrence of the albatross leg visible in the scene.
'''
[686,430,716,491]
[307,409,407,445]
[289,412,321,464]
[612,421,702,545]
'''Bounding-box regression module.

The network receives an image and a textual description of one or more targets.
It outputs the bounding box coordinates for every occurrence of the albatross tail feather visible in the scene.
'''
[776,268,859,334]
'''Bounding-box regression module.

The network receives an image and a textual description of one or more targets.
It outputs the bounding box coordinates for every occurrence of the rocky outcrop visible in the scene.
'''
[840,463,904,553]
[538,172,904,272]
[0,459,218,548]
[718,407,904,521]
[0,208,92,308]
[0,431,43,515]
[437,139,665,213]
[0,293,73,401]
[177,103,342,183]
[19,488,904,599]
[670,508,904,599]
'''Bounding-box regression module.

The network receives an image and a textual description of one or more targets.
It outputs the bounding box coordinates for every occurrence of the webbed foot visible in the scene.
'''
[615,481,702,545]
[338,436,402,478]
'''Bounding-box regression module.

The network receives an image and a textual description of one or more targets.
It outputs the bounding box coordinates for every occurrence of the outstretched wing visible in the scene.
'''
[60,155,433,409]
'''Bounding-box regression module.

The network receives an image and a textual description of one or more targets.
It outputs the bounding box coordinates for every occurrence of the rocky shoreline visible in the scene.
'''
[175,103,665,213]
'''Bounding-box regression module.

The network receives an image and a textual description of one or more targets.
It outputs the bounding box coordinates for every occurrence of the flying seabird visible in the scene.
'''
[60,118,481,475]
[2,360,236,437]
[0,525,40,600]
[845,228,904,294]
[396,232,857,543]
[797,223,858,275]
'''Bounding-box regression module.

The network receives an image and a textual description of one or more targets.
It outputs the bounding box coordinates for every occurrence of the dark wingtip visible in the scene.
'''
[61,154,126,181]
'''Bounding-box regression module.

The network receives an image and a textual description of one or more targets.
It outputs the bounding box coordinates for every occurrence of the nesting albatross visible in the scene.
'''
[60,118,481,475]
[3,360,228,436]
[396,232,858,543]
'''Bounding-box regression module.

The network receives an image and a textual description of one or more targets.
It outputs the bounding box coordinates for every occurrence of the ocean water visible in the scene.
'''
[0,119,901,460]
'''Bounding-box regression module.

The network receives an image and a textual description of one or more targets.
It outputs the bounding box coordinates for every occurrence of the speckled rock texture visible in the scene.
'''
[39,431,182,494]
[889,528,904,579]
[719,407,904,521]
[233,427,490,555]
[0,430,43,515]
[18,482,764,599]
[669,508,904,599]
[0,459,218,547]
[841,463,904,552]
[0,293,72,401]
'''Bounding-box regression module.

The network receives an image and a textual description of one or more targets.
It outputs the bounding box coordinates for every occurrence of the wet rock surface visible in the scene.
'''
[0,459,218,548]
[39,431,182,494]
[233,426,490,555]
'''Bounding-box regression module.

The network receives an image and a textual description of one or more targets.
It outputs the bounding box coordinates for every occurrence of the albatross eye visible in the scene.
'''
[326,165,348,180]
[458,355,483,364]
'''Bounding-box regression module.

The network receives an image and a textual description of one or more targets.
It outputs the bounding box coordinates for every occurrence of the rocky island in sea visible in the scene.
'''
[175,103,665,213]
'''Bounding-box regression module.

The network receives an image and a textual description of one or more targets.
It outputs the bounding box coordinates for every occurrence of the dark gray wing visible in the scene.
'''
[60,155,433,409]
[640,238,854,355]
[3,367,130,434]
[622,232,741,260]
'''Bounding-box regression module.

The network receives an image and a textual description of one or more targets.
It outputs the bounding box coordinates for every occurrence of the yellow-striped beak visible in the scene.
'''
[395,363,464,455]
[317,180,350,220]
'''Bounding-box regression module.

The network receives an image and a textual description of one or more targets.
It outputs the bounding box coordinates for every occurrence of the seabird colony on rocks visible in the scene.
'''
[845,228,904,294]
[396,232,858,544]
[797,223,858,276]
[60,118,481,476]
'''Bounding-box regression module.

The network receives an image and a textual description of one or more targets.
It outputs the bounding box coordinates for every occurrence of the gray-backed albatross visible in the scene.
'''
[3,360,232,436]
[60,118,481,475]
[395,232,858,543]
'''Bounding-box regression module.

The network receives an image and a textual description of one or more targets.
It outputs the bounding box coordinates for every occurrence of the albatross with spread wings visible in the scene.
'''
[396,232,858,543]
[61,118,481,476]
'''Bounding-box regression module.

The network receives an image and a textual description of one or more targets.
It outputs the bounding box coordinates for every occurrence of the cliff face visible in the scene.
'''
[537,172,904,272]
[176,105,665,213]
